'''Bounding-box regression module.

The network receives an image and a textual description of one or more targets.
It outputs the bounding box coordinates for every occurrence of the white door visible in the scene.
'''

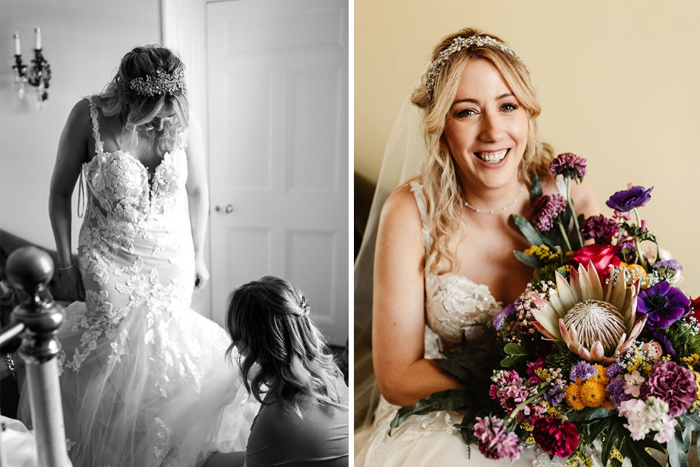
[206,0,348,344]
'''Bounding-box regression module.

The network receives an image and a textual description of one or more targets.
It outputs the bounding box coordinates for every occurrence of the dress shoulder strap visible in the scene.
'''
[408,180,432,250]
[86,97,105,155]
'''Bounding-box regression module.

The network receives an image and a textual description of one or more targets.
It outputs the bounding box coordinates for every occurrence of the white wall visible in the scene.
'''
[0,0,160,250]
[355,0,700,296]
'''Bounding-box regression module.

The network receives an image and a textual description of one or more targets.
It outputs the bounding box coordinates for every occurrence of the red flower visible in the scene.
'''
[569,244,621,277]
[690,297,700,321]
[532,417,579,458]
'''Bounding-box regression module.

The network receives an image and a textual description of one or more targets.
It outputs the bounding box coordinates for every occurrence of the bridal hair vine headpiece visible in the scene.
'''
[129,69,186,97]
[425,35,527,99]
[299,296,310,316]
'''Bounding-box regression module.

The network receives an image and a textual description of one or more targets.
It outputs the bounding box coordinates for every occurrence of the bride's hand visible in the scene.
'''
[60,266,85,301]
[194,257,209,290]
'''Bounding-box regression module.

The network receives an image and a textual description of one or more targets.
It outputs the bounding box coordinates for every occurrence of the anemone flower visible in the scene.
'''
[531,262,647,364]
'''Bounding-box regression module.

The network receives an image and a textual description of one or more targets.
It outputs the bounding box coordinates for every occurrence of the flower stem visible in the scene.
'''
[558,220,572,252]
[566,179,584,249]
[632,208,648,272]
[505,382,551,427]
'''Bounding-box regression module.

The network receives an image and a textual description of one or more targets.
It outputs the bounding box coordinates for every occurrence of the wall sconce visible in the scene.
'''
[12,28,51,107]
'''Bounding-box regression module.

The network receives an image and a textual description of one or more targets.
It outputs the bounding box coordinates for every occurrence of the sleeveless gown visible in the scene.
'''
[354,181,604,467]
[21,99,259,467]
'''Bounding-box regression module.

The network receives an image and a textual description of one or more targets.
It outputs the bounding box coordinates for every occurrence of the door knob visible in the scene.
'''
[215,204,234,214]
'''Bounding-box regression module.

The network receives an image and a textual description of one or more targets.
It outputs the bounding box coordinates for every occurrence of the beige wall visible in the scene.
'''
[0,0,160,250]
[355,0,700,296]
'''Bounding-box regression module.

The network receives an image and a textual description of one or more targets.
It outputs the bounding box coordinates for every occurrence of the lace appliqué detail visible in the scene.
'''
[408,181,502,348]
[426,272,501,344]
[154,417,179,466]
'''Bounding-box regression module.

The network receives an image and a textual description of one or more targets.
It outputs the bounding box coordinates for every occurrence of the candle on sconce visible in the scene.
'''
[13,33,21,55]
[34,27,41,50]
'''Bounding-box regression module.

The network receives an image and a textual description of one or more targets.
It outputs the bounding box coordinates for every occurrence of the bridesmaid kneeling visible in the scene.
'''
[205,276,349,467]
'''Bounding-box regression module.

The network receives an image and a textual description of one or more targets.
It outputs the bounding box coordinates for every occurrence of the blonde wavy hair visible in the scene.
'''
[226,276,346,417]
[91,45,189,157]
[411,27,554,274]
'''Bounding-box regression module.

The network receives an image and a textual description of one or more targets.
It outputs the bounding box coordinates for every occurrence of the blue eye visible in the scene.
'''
[502,103,518,111]
[456,108,477,118]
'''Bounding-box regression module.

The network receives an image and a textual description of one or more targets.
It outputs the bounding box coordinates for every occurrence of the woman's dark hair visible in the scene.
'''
[226,276,346,416]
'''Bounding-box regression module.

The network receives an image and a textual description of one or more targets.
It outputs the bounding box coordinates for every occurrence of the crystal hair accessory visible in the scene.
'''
[129,69,186,97]
[425,35,527,99]
[300,296,310,316]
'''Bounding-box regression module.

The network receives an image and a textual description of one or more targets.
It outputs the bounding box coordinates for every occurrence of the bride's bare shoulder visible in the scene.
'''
[380,183,422,228]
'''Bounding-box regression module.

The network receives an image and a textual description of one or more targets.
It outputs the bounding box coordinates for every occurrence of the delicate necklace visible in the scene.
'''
[464,186,524,214]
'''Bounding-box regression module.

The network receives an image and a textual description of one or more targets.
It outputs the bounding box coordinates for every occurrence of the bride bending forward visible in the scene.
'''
[38,45,258,466]
[354,28,600,466]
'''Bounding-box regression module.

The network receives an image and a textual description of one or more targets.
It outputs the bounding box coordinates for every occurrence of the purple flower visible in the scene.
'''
[532,194,567,232]
[544,385,566,406]
[654,259,683,271]
[580,215,619,245]
[640,361,696,416]
[605,185,653,213]
[549,153,587,182]
[570,361,597,381]
[649,330,677,358]
[605,363,626,378]
[494,303,515,330]
[637,281,691,330]
[606,377,632,408]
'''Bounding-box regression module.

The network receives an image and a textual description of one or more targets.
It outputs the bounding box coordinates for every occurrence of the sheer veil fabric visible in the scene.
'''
[354,92,427,429]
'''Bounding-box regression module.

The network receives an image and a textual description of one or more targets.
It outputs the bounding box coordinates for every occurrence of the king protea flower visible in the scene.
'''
[532,262,647,364]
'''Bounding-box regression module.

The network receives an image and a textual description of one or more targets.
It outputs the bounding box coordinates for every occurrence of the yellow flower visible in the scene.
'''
[580,380,606,408]
[565,383,585,411]
[602,399,614,410]
[592,364,610,386]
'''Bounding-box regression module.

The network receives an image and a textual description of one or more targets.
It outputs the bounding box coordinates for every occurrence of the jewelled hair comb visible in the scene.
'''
[425,35,527,99]
[129,69,186,97]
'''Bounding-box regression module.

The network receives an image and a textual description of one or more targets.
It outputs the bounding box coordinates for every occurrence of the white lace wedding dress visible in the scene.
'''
[20,99,258,467]
[355,181,605,467]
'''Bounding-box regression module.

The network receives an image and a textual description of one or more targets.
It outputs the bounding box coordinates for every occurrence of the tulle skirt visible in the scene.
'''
[19,300,258,467]
[356,396,576,467]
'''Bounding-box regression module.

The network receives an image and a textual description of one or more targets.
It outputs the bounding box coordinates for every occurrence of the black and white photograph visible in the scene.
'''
[0,0,349,465]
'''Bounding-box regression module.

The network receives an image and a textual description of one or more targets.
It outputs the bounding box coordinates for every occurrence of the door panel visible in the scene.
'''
[207,0,348,344]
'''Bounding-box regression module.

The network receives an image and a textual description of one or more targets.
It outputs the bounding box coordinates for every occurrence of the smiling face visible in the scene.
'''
[443,58,529,193]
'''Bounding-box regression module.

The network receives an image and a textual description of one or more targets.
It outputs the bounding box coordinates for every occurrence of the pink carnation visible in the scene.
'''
[640,361,697,417]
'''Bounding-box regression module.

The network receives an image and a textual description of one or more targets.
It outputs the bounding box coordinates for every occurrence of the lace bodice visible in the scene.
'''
[83,99,189,233]
[409,181,502,357]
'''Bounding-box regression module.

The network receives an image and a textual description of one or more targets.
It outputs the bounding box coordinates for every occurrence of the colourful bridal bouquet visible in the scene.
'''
[390,154,700,466]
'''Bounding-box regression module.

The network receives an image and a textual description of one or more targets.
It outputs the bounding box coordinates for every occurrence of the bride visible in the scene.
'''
[37,45,258,466]
[354,28,600,466]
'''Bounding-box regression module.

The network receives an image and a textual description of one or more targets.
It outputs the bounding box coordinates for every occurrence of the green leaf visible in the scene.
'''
[566,407,616,422]
[389,389,472,433]
[512,214,553,247]
[618,436,664,467]
[601,420,623,466]
[500,355,522,367]
[530,174,543,201]
[503,343,526,355]
[513,250,543,269]
[585,417,613,441]
[667,423,687,467]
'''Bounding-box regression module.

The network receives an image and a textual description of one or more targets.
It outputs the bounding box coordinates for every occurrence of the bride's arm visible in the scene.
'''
[184,109,210,290]
[48,99,91,300]
[372,185,461,407]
